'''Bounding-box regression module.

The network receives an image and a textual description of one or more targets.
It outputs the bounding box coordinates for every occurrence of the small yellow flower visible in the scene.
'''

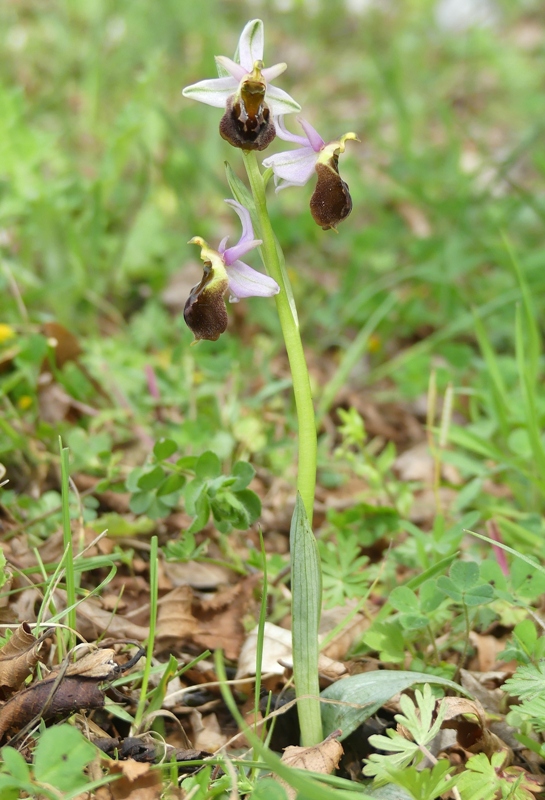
[0,324,15,345]
[17,395,33,410]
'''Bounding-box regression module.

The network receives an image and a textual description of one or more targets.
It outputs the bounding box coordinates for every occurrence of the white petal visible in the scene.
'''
[265,85,301,115]
[262,147,317,190]
[215,55,246,82]
[237,19,264,72]
[227,260,280,300]
[182,76,237,108]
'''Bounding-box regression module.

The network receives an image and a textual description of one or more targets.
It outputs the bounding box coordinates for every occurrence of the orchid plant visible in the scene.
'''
[183,19,357,747]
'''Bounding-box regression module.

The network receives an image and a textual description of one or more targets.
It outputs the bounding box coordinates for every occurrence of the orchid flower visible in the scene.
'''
[182,19,300,151]
[184,200,280,341]
[262,116,358,230]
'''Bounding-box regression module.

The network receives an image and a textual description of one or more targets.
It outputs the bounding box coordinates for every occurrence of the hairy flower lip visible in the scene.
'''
[182,19,300,117]
[263,117,358,230]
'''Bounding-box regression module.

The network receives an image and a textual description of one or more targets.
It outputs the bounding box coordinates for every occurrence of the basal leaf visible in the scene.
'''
[321,671,470,740]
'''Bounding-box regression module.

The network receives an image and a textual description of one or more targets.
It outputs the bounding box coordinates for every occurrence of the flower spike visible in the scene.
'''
[263,117,359,230]
[184,200,279,341]
[182,20,300,151]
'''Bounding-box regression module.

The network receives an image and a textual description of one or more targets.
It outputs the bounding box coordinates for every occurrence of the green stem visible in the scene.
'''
[242,150,317,523]
[243,150,321,747]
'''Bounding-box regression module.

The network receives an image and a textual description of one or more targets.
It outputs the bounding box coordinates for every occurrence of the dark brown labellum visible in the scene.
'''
[183,263,228,341]
[219,89,276,151]
[310,153,353,230]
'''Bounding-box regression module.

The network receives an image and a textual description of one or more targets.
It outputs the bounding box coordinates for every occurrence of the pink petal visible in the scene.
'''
[224,238,262,265]
[262,62,287,82]
[275,115,309,146]
[215,55,246,82]
[298,117,325,152]
[224,199,255,246]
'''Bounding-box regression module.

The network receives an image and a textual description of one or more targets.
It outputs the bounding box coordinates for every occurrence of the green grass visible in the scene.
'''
[2,0,545,797]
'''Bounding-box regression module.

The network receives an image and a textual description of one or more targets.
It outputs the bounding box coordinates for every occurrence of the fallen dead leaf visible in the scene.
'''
[192,574,260,661]
[76,596,149,642]
[0,648,117,742]
[156,585,198,644]
[276,729,344,800]
[440,696,513,763]
[107,758,162,800]
[0,622,43,698]
[190,709,227,752]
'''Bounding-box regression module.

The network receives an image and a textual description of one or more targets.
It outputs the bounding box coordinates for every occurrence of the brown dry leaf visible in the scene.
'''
[0,674,106,742]
[319,601,368,662]
[277,730,343,800]
[469,632,506,672]
[156,586,198,644]
[64,648,117,678]
[190,709,227,752]
[76,596,149,641]
[108,759,162,800]
[440,696,512,762]
[0,648,118,742]
[163,559,234,590]
[460,669,508,715]
[193,574,260,660]
[0,622,42,697]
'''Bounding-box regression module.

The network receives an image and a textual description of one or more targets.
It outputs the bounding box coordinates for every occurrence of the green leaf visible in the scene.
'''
[184,479,205,514]
[156,473,186,496]
[33,725,96,793]
[129,491,153,515]
[290,493,323,744]
[225,161,256,216]
[176,455,197,471]
[504,662,545,701]
[195,451,221,480]
[153,438,178,460]
[251,777,289,799]
[0,747,31,782]
[234,488,261,523]
[137,465,165,491]
[231,460,256,490]
[321,671,470,740]
[390,586,419,613]
[187,493,211,534]
[463,584,494,606]
[381,761,456,800]
[449,560,479,591]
